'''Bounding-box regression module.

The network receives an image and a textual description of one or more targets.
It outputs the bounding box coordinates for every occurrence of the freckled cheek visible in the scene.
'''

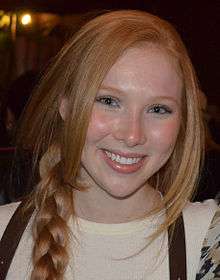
[147,121,180,149]
[86,110,114,141]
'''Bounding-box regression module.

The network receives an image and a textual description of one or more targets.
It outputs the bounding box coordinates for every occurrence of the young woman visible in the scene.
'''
[0,10,219,280]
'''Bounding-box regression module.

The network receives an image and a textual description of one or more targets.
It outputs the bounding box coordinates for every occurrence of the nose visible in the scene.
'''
[113,112,147,147]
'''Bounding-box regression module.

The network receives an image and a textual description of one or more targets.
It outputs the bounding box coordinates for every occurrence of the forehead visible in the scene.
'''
[101,45,183,101]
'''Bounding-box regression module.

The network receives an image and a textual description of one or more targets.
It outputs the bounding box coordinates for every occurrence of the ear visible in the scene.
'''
[59,97,69,120]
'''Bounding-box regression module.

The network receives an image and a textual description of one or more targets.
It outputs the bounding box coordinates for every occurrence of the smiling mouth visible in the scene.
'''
[102,149,146,174]
[105,150,143,165]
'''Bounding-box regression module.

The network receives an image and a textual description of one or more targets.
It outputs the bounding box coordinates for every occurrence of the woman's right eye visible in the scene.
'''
[95,96,120,108]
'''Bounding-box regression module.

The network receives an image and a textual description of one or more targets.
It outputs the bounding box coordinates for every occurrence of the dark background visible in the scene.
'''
[0,0,219,104]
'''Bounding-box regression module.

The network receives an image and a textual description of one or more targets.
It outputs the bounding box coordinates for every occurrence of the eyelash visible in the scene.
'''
[95,96,172,114]
[148,104,172,115]
[95,96,120,108]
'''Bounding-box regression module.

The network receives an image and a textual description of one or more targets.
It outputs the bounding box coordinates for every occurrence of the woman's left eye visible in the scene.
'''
[148,104,172,114]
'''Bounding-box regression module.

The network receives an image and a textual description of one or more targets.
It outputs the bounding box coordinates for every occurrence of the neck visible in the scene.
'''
[74,185,163,224]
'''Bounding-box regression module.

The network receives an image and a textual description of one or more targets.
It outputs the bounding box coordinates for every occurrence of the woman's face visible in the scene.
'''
[80,46,182,199]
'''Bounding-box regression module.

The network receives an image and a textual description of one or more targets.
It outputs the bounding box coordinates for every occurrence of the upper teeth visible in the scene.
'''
[105,151,142,165]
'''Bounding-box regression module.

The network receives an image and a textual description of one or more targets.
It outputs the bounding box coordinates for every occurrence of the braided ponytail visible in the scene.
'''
[31,146,74,280]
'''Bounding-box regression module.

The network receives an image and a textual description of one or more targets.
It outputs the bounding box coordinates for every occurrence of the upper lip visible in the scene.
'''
[102,148,146,158]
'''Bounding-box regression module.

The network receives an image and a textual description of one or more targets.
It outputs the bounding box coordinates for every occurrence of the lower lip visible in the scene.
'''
[101,150,146,174]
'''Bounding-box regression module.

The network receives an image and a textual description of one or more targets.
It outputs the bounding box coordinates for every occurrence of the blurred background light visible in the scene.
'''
[0,14,10,28]
[21,14,32,25]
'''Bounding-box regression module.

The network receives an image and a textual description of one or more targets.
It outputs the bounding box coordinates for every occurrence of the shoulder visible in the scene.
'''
[184,199,218,212]
[183,199,218,228]
[182,199,218,244]
[182,199,219,278]
[196,207,220,279]
[0,201,21,240]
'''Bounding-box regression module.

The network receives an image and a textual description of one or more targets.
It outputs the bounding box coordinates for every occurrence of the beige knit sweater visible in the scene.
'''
[0,199,218,280]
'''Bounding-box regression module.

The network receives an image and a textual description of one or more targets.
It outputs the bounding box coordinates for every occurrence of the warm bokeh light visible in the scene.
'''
[0,14,10,28]
[21,14,32,25]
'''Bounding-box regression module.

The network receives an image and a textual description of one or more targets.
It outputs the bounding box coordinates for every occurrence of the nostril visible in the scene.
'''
[112,114,146,146]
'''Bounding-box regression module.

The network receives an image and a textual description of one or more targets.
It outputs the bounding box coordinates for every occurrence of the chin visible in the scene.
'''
[103,184,142,200]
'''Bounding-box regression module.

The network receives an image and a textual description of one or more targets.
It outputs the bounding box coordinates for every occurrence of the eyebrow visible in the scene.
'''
[100,85,181,106]
[99,85,125,95]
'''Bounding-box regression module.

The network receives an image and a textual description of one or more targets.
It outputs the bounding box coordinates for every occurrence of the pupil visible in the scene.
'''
[106,98,111,104]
